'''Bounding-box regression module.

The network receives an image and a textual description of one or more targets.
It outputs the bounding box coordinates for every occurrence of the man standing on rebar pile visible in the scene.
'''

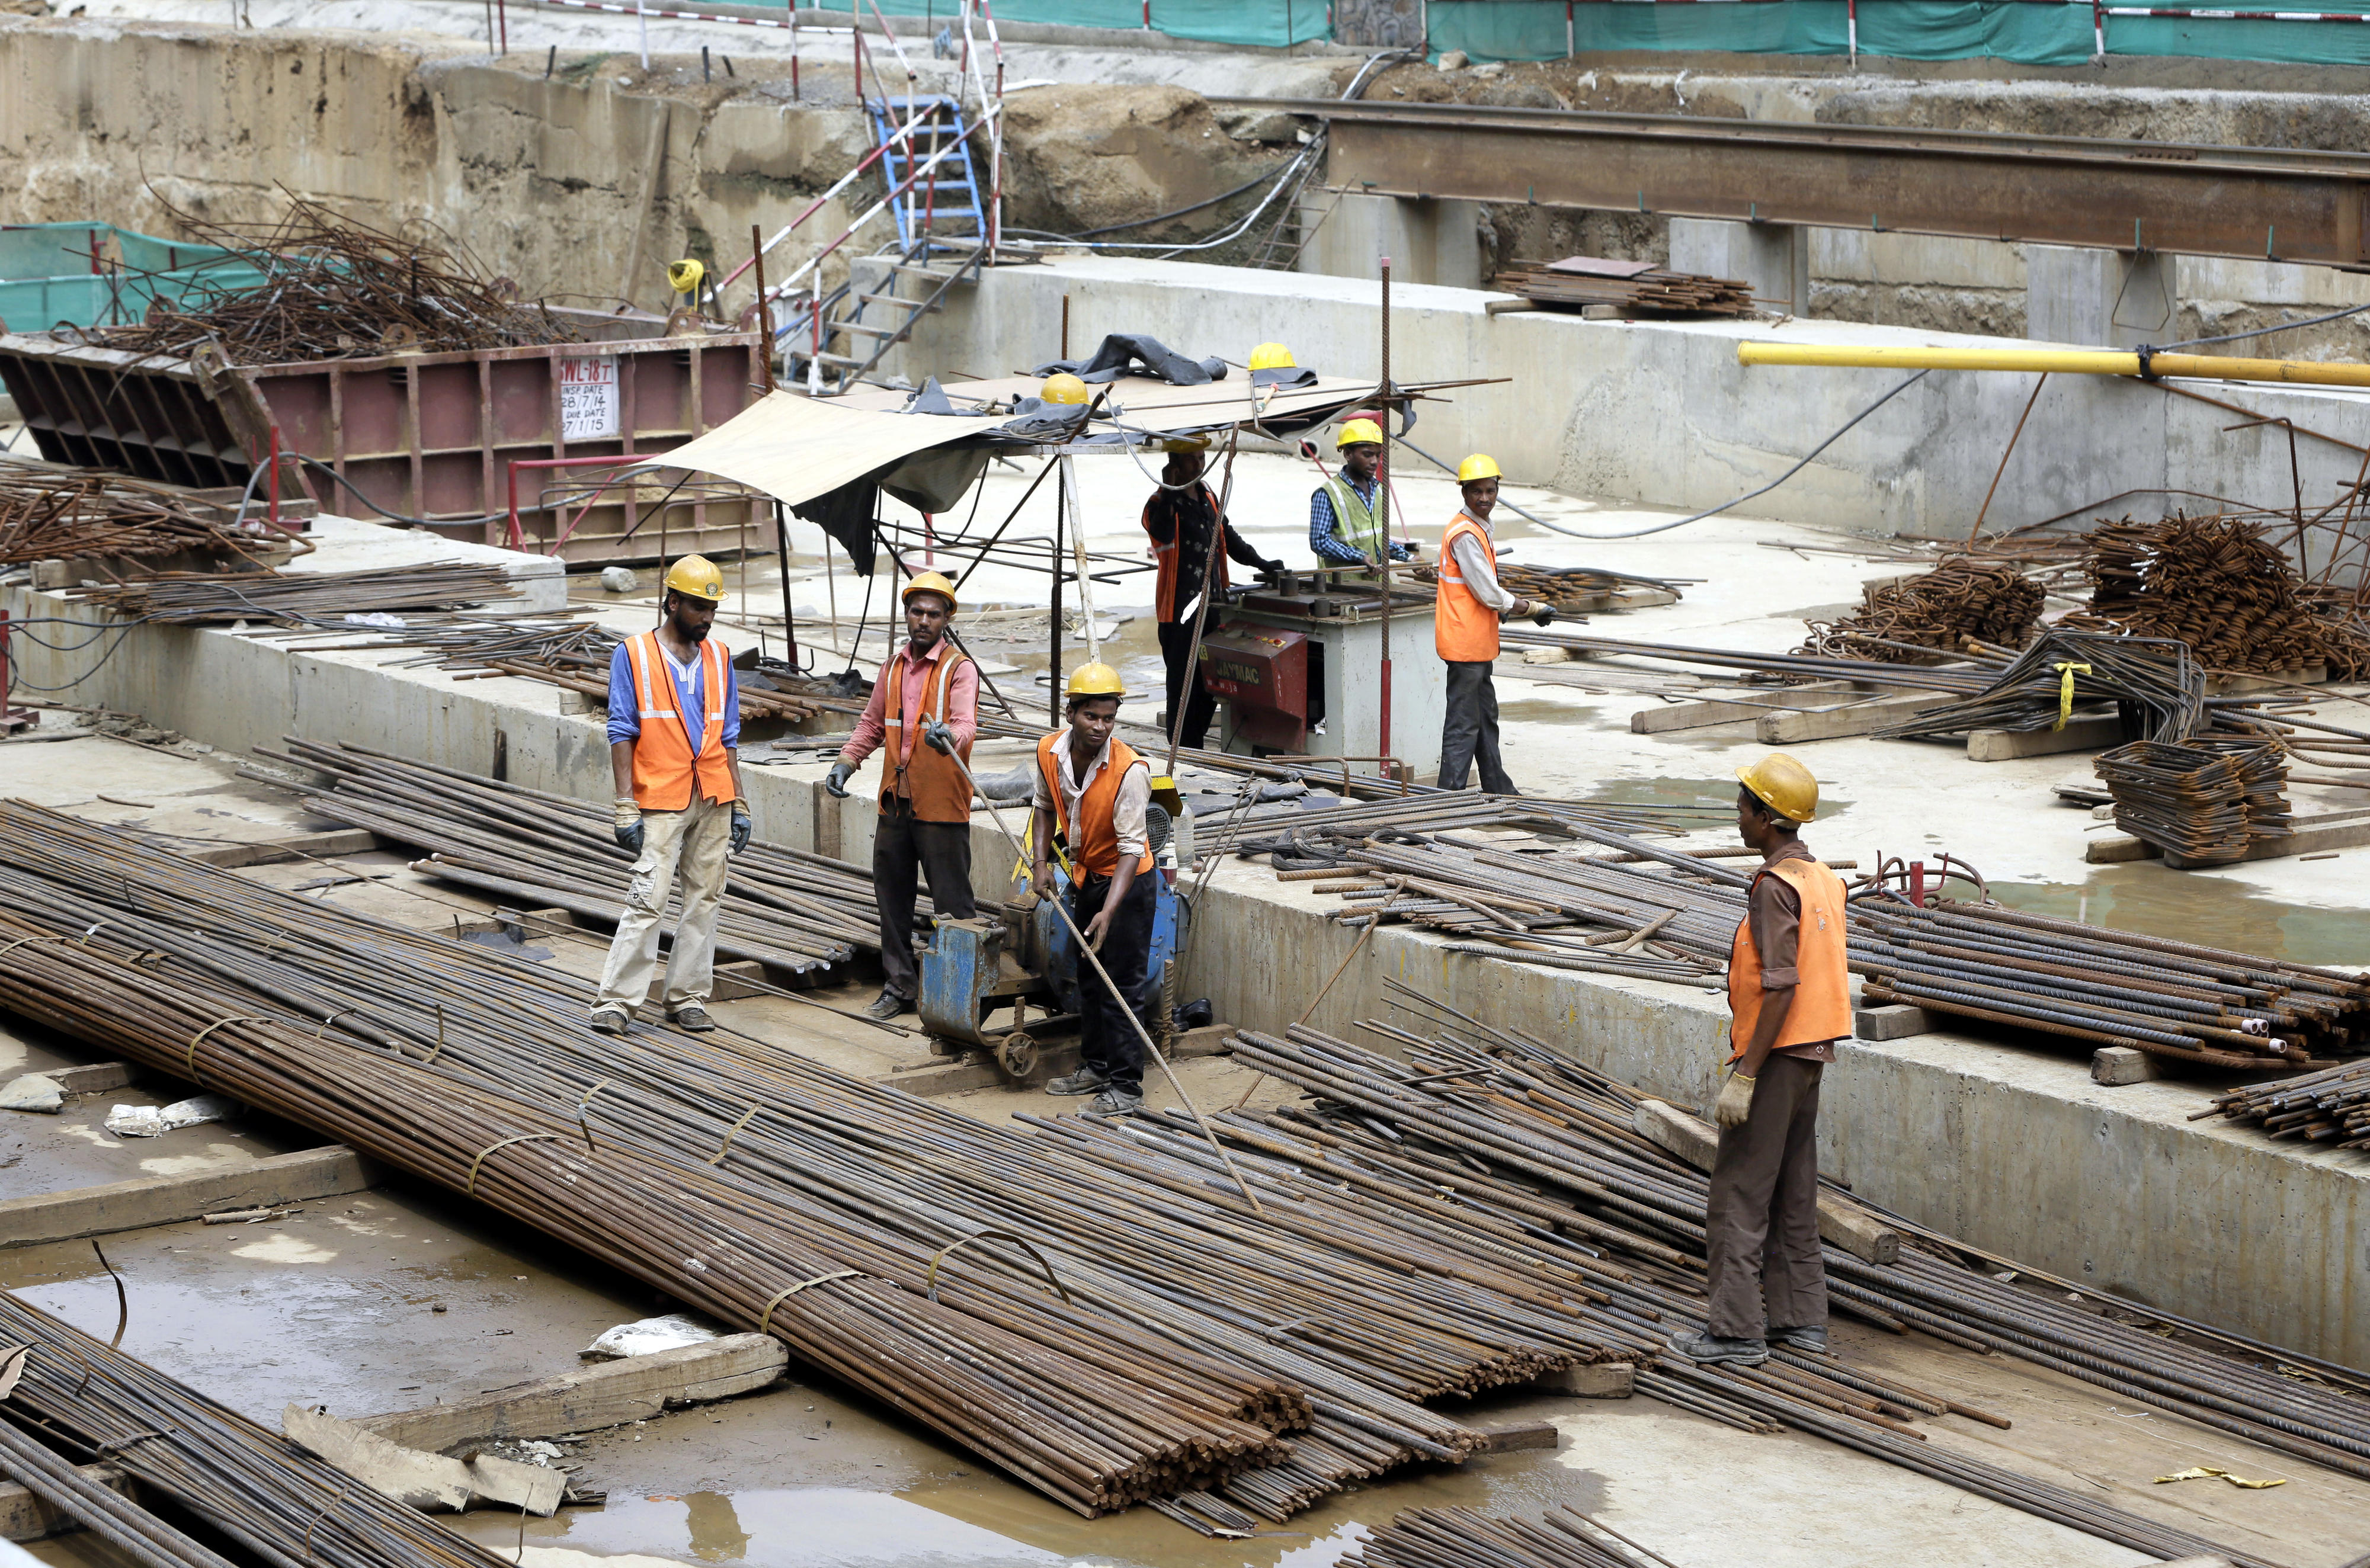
[1434,454,1536,795]
[1142,436,1284,749]
[1670,753,1849,1368]
[822,571,979,1021]
[1309,418,1420,570]
[592,555,752,1036]
[1033,664,1154,1118]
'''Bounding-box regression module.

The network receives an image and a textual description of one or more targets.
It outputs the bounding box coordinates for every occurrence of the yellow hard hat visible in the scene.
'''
[1457,453,1504,485]
[1040,372,1091,406]
[1162,434,1210,454]
[901,570,958,614]
[1736,753,1819,824]
[662,553,725,603]
[665,258,706,296]
[1248,342,1296,371]
[1335,418,1383,450]
[1065,662,1126,700]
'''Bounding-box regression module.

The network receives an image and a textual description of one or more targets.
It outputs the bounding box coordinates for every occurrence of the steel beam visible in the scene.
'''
[1240,99,2370,268]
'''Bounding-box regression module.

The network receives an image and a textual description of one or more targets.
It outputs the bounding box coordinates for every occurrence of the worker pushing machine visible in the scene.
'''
[1141,435,1283,749]
[1308,411,1420,570]
[593,554,753,1035]
[1032,665,1156,1117]
[1434,455,1538,795]
[1671,753,1848,1367]
[823,571,979,1021]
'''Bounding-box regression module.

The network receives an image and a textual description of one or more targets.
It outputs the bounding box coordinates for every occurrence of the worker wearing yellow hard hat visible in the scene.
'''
[592,554,751,1037]
[1670,751,1848,1371]
[1032,663,1156,1115]
[1309,411,1418,570]
[825,569,981,1020]
[1434,454,1537,796]
[1142,432,1285,751]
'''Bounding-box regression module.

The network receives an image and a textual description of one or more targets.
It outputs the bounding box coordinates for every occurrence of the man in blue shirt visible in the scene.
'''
[1309,418,1420,569]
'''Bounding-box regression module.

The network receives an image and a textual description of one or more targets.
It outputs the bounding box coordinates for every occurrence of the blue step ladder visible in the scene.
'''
[863,95,988,255]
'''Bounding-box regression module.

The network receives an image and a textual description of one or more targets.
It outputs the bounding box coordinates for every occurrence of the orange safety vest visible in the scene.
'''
[623,630,736,812]
[1145,483,1228,624]
[876,643,973,824]
[1727,858,1852,1061]
[1434,511,1501,663]
[1036,732,1154,879]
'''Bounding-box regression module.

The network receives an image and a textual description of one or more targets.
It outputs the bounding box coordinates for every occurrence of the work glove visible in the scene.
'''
[611,797,645,856]
[923,719,957,756]
[1713,1069,1757,1130]
[729,802,752,855]
[1257,557,1286,579]
[823,759,856,799]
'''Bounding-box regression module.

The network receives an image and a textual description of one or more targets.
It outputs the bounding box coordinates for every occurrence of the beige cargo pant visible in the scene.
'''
[594,793,731,1019]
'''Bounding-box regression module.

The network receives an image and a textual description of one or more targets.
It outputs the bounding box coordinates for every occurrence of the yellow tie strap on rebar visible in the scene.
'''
[576,1078,611,1152]
[924,1229,1072,1307]
[709,1104,762,1165]
[184,1016,267,1081]
[2053,662,2093,731]
[465,1133,562,1198]
[423,1002,447,1065]
[757,1270,864,1338]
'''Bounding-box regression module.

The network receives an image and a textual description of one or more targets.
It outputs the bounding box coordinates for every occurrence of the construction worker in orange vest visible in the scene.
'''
[1032,663,1155,1117]
[1671,753,1850,1368]
[1435,455,1538,794]
[592,554,752,1035]
[1141,435,1283,750]
[822,570,979,1021]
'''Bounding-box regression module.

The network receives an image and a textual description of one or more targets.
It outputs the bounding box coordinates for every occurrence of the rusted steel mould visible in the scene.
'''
[0,461,299,568]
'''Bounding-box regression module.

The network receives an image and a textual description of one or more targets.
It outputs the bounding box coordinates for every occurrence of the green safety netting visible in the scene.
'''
[1426,1,2370,70]
[0,222,268,333]
[778,1,1330,48]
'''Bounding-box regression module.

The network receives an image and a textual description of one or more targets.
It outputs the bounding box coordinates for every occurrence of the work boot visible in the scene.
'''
[1666,1329,1768,1367]
[1768,1325,1828,1354]
[668,1004,716,1033]
[588,1006,630,1036]
[1085,1086,1144,1117]
[1045,1068,1110,1097]
[863,990,912,1021]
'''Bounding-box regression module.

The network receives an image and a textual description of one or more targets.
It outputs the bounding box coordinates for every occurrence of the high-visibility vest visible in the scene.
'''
[1727,858,1852,1061]
[1318,476,1386,563]
[622,630,735,811]
[1036,732,1154,879]
[876,643,973,824]
[1146,483,1228,624]
[1434,512,1501,663]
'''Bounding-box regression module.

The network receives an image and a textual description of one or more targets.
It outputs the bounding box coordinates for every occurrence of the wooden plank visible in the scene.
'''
[0,1146,374,1249]
[1468,1417,1561,1452]
[1630,1101,1901,1265]
[182,829,378,869]
[355,1334,787,1453]
[1536,1362,1634,1399]
[1756,690,1951,745]
[1965,715,2124,762]
[1632,678,1881,735]
[0,1468,132,1542]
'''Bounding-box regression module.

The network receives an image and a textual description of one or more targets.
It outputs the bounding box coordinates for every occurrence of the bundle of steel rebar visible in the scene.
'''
[1798,557,2043,662]
[252,737,888,970]
[2196,1056,2370,1148]
[1875,630,2204,745]
[2094,737,2291,863]
[2064,514,2362,676]
[82,197,579,364]
[0,1291,521,1568]
[68,562,519,625]
[1412,560,1669,615]
[1500,629,2011,694]
[0,461,292,568]
[1353,1505,1679,1568]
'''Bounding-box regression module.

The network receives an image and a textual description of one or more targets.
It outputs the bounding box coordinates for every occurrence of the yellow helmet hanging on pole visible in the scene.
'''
[1065,662,1127,700]
[662,554,725,603]
[1736,753,1820,824]
[1335,418,1383,449]
[1248,342,1296,371]
[1457,453,1504,484]
[901,570,959,614]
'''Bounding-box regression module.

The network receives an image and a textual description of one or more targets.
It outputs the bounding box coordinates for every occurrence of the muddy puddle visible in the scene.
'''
[1987,864,2370,969]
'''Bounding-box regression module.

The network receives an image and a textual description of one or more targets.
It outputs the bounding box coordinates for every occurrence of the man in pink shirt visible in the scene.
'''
[824,572,980,1019]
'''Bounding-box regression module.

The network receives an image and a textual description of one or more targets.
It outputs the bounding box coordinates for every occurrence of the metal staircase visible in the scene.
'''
[863,95,990,255]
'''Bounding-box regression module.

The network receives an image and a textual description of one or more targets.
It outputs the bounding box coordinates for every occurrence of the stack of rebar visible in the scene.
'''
[2065,514,2354,676]
[1875,630,2204,745]
[0,1291,521,1568]
[1353,1506,1679,1568]
[2197,1056,2370,1148]
[2094,737,2291,863]
[69,562,519,625]
[0,461,291,567]
[1798,557,2043,662]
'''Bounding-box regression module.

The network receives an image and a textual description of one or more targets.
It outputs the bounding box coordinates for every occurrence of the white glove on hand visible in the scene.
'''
[1714,1070,1757,1130]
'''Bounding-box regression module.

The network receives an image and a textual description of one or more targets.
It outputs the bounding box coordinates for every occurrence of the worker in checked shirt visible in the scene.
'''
[1434,455,1538,795]
[1309,418,1420,570]
[824,571,979,1021]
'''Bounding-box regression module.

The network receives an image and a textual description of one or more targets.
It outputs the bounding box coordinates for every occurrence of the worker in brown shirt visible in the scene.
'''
[1671,753,1851,1368]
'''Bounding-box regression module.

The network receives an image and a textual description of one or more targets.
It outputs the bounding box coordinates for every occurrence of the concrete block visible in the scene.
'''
[1632,1099,1901,1264]
[2026,244,2179,349]
[1537,1361,1634,1399]
[0,1467,131,1541]
[182,828,378,868]
[1757,690,1950,745]
[1854,1004,1933,1041]
[1468,1416,1561,1453]
[2086,831,2158,864]
[2092,1046,2163,1086]
[710,960,771,1002]
[1297,192,1483,290]
[1967,715,2124,762]
[358,1333,787,1452]
[0,1146,375,1249]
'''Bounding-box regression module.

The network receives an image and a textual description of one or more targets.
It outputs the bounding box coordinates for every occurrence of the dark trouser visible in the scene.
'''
[1157,620,1218,752]
[1703,1053,1828,1340]
[1069,869,1157,1094]
[1438,659,1516,794]
[872,797,976,1000]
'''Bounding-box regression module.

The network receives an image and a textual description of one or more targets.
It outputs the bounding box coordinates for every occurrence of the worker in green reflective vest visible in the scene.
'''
[1308,418,1420,570]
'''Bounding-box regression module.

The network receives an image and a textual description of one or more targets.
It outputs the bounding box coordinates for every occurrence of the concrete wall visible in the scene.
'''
[895,254,2370,544]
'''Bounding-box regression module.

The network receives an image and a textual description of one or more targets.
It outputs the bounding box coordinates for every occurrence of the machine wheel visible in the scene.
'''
[997,1032,1039,1080]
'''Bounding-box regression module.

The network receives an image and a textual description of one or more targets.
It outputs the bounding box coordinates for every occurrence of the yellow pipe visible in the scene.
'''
[1736,341,2370,389]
